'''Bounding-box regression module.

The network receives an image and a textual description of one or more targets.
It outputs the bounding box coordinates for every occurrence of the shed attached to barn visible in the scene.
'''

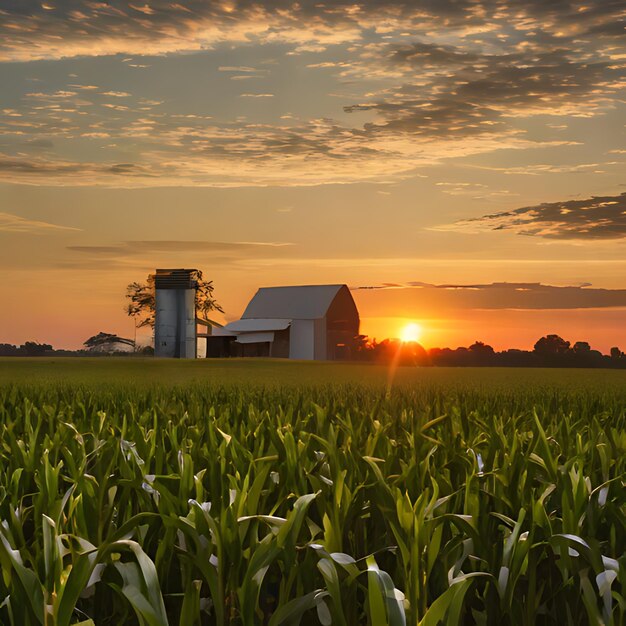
[213,284,359,360]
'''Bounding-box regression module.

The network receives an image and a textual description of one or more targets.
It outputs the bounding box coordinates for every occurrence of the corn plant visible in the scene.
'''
[0,369,622,625]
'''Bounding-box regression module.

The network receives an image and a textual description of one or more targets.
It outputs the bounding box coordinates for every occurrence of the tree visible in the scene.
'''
[533,334,571,356]
[467,341,495,365]
[84,332,135,353]
[0,342,52,356]
[19,342,53,356]
[125,274,156,328]
[573,341,591,354]
[469,341,495,356]
[125,270,223,329]
[610,347,624,359]
[195,273,224,323]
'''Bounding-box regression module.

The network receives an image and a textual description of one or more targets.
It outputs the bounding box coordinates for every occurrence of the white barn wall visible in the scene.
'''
[289,319,315,359]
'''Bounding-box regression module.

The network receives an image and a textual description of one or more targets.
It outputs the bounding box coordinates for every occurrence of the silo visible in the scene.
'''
[154,269,198,358]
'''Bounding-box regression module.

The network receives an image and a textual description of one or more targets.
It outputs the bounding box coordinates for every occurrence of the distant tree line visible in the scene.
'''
[352,334,626,368]
[0,334,153,357]
[2,332,625,368]
[0,342,54,357]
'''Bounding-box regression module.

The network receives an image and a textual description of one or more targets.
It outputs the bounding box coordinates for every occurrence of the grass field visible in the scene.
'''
[0,358,624,625]
[2,357,626,390]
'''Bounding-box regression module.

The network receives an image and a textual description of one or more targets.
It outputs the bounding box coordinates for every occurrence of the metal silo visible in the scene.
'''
[154,269,198,358]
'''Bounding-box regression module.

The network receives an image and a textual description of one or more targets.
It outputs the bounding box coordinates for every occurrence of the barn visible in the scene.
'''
[212,284,360,360]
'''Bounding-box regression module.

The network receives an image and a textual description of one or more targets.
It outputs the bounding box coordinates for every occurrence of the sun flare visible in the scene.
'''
[401,322,422,343]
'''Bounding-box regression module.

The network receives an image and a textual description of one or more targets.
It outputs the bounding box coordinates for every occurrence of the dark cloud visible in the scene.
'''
[448,192,626,239]
[346,49,623,138]
[107,163,155,176]
[0,155,88,174]
[353,281,626,311]
[0,1,624,62]
[0,155,157,183]
[389,42,480,67]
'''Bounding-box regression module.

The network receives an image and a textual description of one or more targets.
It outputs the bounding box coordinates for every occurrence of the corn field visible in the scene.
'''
[0,372,624,625]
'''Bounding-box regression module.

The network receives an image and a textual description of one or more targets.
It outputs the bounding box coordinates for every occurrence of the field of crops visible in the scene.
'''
[0,359,624,626]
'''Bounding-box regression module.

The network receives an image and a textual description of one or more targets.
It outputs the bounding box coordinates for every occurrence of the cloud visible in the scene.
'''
[0,1,361,62]
[67,240,293,257]
[218,66,261,72]
[462,162,623,176]
[0,1,623,188]
[345,49,623,138]
[388,41,480,67]
[26,90,78,99]
[353,281,626,312]
[60,239,296,270]
[0,212,81,233]
[0,114,571,187]
[23,138,55,149]
[0,1,624,63]
[441,192,626,240]
[0,155,157,183]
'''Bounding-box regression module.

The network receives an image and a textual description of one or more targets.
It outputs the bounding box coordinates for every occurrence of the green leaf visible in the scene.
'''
[267,590,328,626]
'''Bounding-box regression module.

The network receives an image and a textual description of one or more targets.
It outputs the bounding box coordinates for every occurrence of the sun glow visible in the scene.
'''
[401,322,422,343]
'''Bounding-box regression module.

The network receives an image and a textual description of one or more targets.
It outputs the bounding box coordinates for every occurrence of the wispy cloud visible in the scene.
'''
[67,240,293,256]
[0,129,564,188]
[218,66,261,72]
[60,240,295,270]
[0,212,81,233]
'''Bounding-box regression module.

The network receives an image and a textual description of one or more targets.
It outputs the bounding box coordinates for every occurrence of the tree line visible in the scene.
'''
[352,334,626,368]
[2,333,625,369]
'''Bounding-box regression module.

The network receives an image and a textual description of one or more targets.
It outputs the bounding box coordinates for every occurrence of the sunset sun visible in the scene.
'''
[401,322,422,343]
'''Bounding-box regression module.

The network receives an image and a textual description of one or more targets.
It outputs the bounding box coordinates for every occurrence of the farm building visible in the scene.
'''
[154,268,198,359]
[210,284,360,360]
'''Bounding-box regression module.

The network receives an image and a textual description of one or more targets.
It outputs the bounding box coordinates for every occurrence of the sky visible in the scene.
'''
[0,0,624,352]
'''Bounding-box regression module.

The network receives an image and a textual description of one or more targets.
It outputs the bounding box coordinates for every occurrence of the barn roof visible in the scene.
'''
[242,284,348,320]
[221,318,291,333]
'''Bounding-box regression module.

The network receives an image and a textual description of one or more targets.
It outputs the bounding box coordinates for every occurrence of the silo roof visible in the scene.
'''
[241,284,347,320]
[155,268,198,290]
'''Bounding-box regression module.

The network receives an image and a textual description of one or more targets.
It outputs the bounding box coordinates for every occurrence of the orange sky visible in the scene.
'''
[0,0,624,352]
[2,263,625,353]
